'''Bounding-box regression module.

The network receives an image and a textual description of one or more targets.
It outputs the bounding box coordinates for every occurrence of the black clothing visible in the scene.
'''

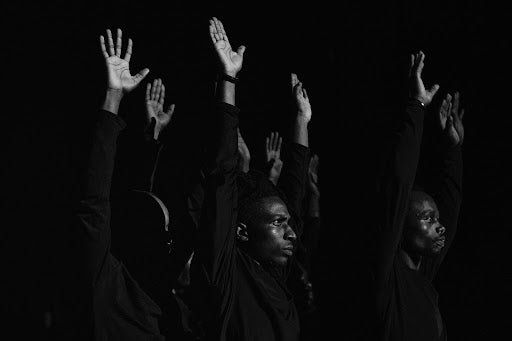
[374,100,463,341]
[193,102,309,341]
[73,110,164,340]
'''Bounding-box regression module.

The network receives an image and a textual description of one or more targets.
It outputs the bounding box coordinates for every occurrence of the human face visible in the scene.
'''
[404,194,446,257]
[247,196,297,266]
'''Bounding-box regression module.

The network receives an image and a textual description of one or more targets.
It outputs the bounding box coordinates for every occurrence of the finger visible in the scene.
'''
[237,45,246,57]
[266,136,270,153]
[209,20,217,43]
[99,36,109,58]
[408,54,414,76]
[295,82,303,97]
[213,17,222,41]
[124,38,133,62]
[269,132,275,150]
[155,79,162,103]
[460,108,465,120]
[277,136,282,152]
[303,87,309,100]
[273,132,279,150]
[106,29,115,56]
[167,103,176,116]
[217,18,229,42]
[115,28,122,57]
[291,73,298,88]
[159,83,166,106]
[151,79,158,100]
[428,84,440,98]
[452,91,460,116]
[146,83,151,102]
[133,68,150,85]
[416,51,425,75]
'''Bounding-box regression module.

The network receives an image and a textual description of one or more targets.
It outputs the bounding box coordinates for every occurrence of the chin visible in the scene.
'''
[273,256,289,267]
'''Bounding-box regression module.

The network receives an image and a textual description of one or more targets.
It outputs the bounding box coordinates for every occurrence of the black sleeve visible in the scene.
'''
[196,102,240,288]
[422,145,463,280]
[374,99,425,288]
[278,143,310,237]
[75,109,126,286]
[114,130,163,193]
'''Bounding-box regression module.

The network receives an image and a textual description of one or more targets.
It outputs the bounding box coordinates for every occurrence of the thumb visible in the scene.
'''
[133,68,150,84]
[237,45,246,56]
[428,84,440,98]
[167,103,176,116]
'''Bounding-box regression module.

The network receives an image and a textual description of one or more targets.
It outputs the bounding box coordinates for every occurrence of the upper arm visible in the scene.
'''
[196,103,240,287]
[373,101,425,286]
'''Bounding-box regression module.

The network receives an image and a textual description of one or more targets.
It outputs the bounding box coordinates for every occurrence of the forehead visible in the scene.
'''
[411,197,438,214]
[259,196,289,216]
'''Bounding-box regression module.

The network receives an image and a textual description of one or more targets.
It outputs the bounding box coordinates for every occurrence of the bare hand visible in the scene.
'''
[266,131,283,185]
[238,128,251,173]
[408,51,439,106]
[292,73,312,122]
[439,92,465,147]
[100,29,149,93]
[209,17,245,76]
[145,78,175,140]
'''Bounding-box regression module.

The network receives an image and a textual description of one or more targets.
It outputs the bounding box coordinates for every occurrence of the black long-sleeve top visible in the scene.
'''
[74,110,164,340]
[374,100,463,341]
[193,102,309,341]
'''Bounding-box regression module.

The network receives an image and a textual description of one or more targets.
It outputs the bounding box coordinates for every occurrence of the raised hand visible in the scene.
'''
[238,128,251,173]
[100,28,149,93]
[266,132,283,185]
[308,154,320,197]
[292,73,312,123]
[145,79,175,140]
[439,92,465,147]
[209,17,245,76]
[408,51,439,106]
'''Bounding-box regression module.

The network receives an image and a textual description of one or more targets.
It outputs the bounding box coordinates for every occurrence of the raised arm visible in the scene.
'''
[196,17,244,284]
[375,51,440,286]
[422,92,464,279]
[77,29,149,285]
[277,74,311,231]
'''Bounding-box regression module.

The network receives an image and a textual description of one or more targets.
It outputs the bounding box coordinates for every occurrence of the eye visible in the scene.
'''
[272,220,283,226]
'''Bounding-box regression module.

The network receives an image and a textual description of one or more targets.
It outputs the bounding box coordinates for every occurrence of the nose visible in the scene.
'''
[285,225,297,242]
[436,224,446,236]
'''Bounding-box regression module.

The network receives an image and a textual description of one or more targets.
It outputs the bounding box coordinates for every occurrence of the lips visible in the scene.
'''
[434,237,446,247]
[282,247,294,256]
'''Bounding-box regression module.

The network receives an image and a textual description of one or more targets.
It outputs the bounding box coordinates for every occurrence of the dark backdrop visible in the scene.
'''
[3,1,510,340]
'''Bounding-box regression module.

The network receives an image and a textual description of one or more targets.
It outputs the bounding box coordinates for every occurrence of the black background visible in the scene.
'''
[3,0,510,339]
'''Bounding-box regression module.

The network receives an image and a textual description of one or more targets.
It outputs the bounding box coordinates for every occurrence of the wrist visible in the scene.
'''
[102,89,124,115]
[223,70,239,78]
[295,115,310,125]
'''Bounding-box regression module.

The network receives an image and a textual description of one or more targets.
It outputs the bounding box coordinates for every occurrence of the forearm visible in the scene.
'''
[216,76,237,106]
[375,99,425,284]
[291,117,309,148]
[307,193,320,218]
[77,109,126,284]
[198,103,239,282]
[101,89,124,116]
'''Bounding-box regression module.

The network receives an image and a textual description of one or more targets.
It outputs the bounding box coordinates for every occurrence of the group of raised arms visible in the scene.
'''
[60,16,465,341]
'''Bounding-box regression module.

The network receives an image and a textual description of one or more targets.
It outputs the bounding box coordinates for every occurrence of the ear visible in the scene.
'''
[236,222,249,242]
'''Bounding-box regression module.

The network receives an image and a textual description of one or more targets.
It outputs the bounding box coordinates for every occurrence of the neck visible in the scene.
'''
[399,248,422,270]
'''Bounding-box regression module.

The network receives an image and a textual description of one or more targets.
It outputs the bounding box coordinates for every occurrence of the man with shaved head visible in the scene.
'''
[373,52,464,341]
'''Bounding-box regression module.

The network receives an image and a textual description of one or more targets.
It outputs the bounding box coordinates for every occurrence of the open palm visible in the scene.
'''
[439,92,465,146]
[209,17,245,75]
[100,28,149,93]
[146,78,175,140]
